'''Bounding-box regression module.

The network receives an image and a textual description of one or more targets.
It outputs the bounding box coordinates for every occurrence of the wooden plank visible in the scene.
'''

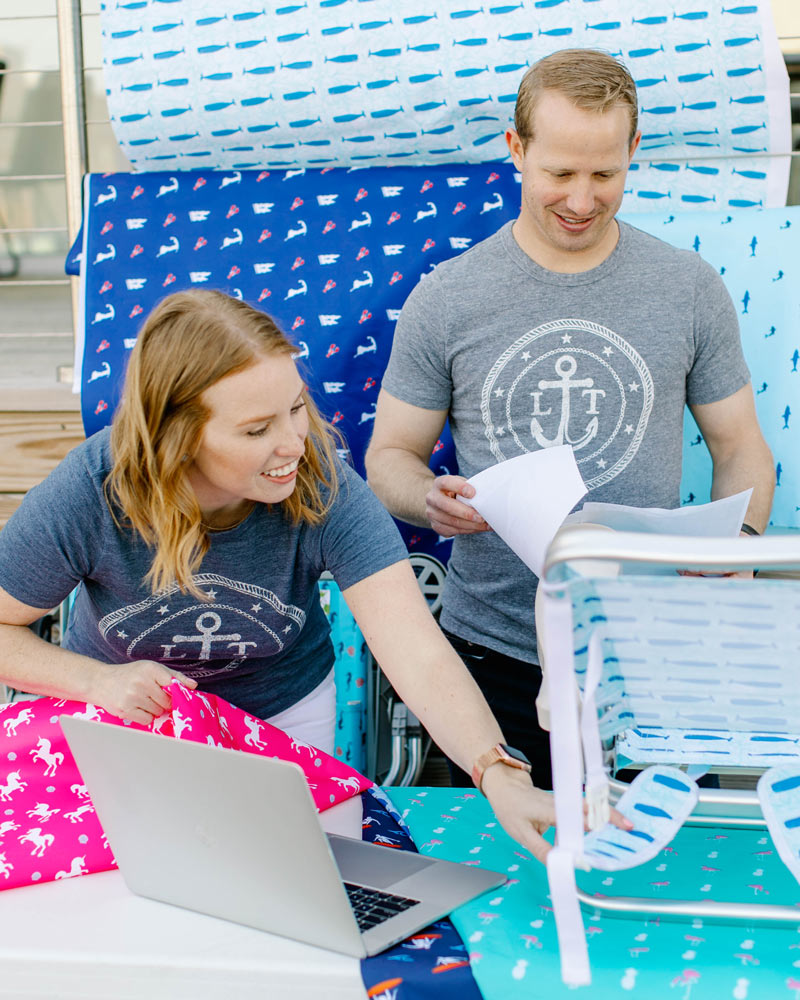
[0,412,85,494]
[1,385,81,413]
[0,494,26,530]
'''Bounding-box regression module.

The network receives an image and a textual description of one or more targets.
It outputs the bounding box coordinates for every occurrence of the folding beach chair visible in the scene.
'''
[538,525,800,985]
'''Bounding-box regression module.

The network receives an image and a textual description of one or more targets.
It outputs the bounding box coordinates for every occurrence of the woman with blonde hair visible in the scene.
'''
[0,289,624,862]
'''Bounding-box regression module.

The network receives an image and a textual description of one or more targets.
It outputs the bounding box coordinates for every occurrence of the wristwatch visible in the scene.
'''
[471,743,532,795]
[739,522,760,575]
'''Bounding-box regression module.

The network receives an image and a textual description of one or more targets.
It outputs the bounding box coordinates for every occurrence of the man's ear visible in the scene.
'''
[628,130,642,162]
[506,128,525,170]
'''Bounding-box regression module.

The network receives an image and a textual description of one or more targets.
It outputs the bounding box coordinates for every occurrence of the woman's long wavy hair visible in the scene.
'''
[106,289,341,599]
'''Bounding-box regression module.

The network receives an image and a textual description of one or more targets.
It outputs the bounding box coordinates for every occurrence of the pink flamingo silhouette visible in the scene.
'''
[786,976,800,1000]
[671,969,700,999]
[420,838,443,851]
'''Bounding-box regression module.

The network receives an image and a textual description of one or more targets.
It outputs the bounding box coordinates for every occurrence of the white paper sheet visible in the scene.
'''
[457,445,587,579]
[568,489,752,537]
[460,446,751,579]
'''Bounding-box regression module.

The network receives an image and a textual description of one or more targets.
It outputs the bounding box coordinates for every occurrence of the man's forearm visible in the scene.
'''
[711,439,775,532]
[365,445,436,528]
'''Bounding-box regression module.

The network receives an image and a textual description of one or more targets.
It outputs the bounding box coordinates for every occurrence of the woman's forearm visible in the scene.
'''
[0,623,103,702]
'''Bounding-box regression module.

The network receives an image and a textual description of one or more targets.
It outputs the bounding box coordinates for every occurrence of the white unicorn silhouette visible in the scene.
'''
[30,737,65,777]
[2,706,34,738]
[64,803,95,824]
[26,802,60,823]
[244,717,267,751]
[19,827,55,858]
[290,736,316,757]
[72,705,103,722]
[0,771,27,801]
[55,856,88,879]
[333,775,363,795]
[172,707,192,739]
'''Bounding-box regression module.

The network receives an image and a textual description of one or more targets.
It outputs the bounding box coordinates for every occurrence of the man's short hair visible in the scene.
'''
[514,48,639,147]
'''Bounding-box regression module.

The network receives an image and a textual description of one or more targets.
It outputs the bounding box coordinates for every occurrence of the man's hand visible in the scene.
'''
[87,661,197,725]
[425,475,492,537]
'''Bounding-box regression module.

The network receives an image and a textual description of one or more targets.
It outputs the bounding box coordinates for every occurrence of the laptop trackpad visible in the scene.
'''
[328,835,435,890]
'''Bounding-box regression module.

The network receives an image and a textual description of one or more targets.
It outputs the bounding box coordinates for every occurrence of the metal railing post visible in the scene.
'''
[56,0,88,345]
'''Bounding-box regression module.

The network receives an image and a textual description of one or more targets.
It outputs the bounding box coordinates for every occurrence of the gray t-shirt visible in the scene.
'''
[0,427,408,718]
[382,220,750,662]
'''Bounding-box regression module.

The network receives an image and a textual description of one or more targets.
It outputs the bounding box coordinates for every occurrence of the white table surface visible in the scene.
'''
[0,797,366,1000]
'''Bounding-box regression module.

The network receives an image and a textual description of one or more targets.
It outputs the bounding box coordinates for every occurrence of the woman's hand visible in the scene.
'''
[481,764,633,864]
[87,660,197,726]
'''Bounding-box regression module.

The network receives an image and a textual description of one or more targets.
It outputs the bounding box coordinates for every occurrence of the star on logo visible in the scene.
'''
[283,625,293,634]
[597,458,607,469]
[205,589,217,599]
[628,383,639,393]
[117,630,128,639]
[561,334,572,344]
[251,603,262,613]
[495,426,505,437]
[158,605,169,615]
[602,346,613,357]
[625,424,634,435]
[494,388,505,398]
[521,351,531,361]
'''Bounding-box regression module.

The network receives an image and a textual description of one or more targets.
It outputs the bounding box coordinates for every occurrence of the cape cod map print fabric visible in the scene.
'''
[99,0,791,208]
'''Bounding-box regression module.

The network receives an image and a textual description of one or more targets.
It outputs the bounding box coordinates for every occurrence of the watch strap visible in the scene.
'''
[471,743,532,795]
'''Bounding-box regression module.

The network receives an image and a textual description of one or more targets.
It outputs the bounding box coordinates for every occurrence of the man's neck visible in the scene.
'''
[511,217,621,274]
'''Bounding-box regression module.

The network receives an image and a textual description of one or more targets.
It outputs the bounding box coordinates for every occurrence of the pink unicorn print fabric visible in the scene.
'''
[0,681,372,891]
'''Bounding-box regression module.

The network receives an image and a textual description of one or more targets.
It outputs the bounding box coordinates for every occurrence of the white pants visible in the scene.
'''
[266,669,336,756]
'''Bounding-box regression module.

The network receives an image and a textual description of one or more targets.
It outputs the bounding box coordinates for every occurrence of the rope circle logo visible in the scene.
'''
[481,318,654,490]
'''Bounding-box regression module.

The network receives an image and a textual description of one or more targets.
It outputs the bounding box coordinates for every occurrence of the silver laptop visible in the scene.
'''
[60,716,505,957]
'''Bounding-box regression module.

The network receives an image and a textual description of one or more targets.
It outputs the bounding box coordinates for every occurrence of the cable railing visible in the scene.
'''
[0,3,799,341]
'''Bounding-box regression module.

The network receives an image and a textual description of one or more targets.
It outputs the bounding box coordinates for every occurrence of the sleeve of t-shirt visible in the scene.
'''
[380,268,453,410]
[308,464,409,592]
[686,256,751,407]
[0,442,102,610]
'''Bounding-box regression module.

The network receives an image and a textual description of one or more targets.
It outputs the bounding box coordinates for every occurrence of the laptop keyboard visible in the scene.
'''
[343,882,421,932]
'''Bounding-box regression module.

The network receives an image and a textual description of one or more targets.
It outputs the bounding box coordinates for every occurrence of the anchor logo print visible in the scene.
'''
[529,354,603,451]
[482,318,654,490]
[162,611,257,661]
[97,574,306,679]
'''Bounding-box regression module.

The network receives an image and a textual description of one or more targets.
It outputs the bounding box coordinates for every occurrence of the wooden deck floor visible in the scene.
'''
[0,411,85,529]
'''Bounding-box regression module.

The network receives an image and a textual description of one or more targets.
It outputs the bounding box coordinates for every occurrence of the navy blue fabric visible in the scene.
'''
[360,789,483,1000]
[68,164,520,560]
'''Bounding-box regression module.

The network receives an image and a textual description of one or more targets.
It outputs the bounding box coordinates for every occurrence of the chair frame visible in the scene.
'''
[543,525,800,926]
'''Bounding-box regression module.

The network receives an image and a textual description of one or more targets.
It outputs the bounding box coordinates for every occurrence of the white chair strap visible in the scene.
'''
[539,580,591,985]
[581,630,610,830]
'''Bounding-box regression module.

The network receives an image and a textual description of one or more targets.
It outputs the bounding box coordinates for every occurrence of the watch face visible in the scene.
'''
[500,743,531,766]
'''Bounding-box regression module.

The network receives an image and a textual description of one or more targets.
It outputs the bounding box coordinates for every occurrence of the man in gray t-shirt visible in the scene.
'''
[365,50,774,788]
